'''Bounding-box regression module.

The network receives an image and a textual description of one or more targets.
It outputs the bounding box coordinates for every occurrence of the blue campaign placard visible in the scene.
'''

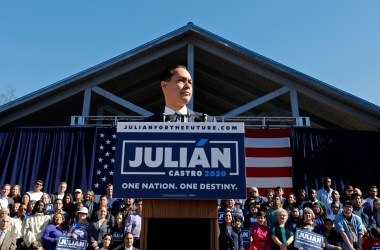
[241,228,251,249]
[113,122,246,199]
[294,228,324,250]
[56,235,88,250]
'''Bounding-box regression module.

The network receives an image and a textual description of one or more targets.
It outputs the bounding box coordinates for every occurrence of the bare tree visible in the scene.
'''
[0,85,16,105]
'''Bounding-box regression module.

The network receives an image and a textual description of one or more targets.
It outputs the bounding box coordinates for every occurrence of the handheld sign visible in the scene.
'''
[294,228,324,250]
[56,235,88,250]
[114,122,246,199]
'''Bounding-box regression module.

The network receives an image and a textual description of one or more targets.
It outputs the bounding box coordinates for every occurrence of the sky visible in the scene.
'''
[1,1,380,107]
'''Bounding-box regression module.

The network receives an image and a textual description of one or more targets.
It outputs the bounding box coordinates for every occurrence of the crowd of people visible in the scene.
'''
[219,178,380,250]
[0,180,140,250]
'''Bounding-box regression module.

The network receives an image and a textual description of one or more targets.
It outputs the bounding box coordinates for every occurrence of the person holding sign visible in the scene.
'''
[42,213,68,250]
[143,65,216,122]
[68,207,90,241]
[270,208,294,250]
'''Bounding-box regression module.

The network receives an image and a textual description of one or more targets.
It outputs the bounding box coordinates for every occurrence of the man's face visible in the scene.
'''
[74,191,82,200]
[345,188,353,196]
[58,183,67,193]
[34,182,43,192]
[369,188,378,198]
[0,217,11,230]
[266,192,274,201]
[124,198,135,207]
[225,199,235,209]
[18,205,27,216]
[107,186,113,197]
[137,201,142,213]
[161,67,192,110]
[250,188,258,198]
[352,196,362,207]
[54,200,63,210]
[324,178,332,189]
[124,233,134,247]
[275,188,283,196]
[332,191,340,201]
[343,204,353,216]
[1,185,10,196]
[310,190,317,201]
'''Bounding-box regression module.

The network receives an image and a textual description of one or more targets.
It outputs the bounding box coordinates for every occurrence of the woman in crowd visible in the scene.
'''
[283,193,298,214]
[26,200,37,218]
[22,200,51,250]
[83,190,99,220]
[98,233,113,250]
[63,193,75,220]
[41,193,51,204]
[271,208,294,250]
[219,210,243,250]
[287,207,302,234]
[10,202,20,217]
[250,211,271,250]
[69,206,90,240]
[43,213,68,250]
[11,184,22,203]
[243,202,259,228]
[21,193,31,207]
[321,218,342,250]
[373,198,380,227]
[95,195,115,226]
[297,189,308,208]
[296,207,321,234]
[12,203,28,246]
[312,203,326,232]
[89,206,112,249]
[111,212,125,248]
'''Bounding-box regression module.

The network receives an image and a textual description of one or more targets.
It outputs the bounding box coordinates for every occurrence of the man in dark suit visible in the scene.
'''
[123,232,139,250]
[0,216,16,250]
[143,65,216,122]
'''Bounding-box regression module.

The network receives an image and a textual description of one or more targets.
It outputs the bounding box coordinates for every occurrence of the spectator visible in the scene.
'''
[260,189,274,212]
[334,200,364,250]
[69,206,90,240]
[270,208,294,250]
[219,210,243,250]
[327,201,342,223]
[123,232,139,250]
[266,195,283,228]
[95,195,115,226]
[352,193,376,234]
[0,216,17,249]
[83,190,99,221]
[10,202,20,217]
[312,203,326,233]
[287,207,302,233]
[275,186,285,205]
[73,189,84,204]
[11,184,22,203]
[21,193,30,208]
[50,181,67,202]
[0,183,14,210]
[363,185,379,214]
[243,202,259,228]
[283,193,298,214]
[97,233,113,250]
[52,198,69,223]
[224,199,244,222]
[373,198,380,227]
[12,203,27,246]
[362,227,380,250]
[27,179,45,201]
[296,207,321,234]
[125,200,142,249]
[321,218,342,249]
[43,213,68,250]
[297,189,308,208]
[22,200,51,250]
[250,211,271,250]
[317,177,334,215]
[340,185,354,203]
[302,189,327,213]
[106,184,116,209]
[111,212,125,248]
[115,198,135,219]
[89,206,112,249]
[62,193,75,223]
[244,187,267,213]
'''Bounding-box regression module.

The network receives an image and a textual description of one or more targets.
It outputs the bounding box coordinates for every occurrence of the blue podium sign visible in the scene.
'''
[113,122,246,199]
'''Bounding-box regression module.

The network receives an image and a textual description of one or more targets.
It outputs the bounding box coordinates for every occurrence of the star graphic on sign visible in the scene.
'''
[111,158,115,163]
[109,171,114,176]
[106,139,111,144]
[105,152,110,157]
[94,183,100,188]
[112,146,116,151]
[103,164,109,169]
[98,157,103,163]
[102,176,107,182]
[100,133,105,138]
[112,134,116,139]
[99,145,104,150]
[96,170,102,175]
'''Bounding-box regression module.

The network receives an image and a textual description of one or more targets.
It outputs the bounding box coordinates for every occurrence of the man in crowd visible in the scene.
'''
[363,185,379,213]
[50,181,67,202]
[352,193,376,234]
[106,184,116,208]
[26,179,45,201]
[73,189,83,204]
[335,200,364,250]
[317,177,334,215]
[275,186,285,205]
[244,186,267,213]
[302,188,327,213]
[340,185,354,203]
[123,232,139,250]
[126,200,142,249]
[0,216,17,249]
[0,184,14,210]
[266,195,282,228]
[260,188,274,212]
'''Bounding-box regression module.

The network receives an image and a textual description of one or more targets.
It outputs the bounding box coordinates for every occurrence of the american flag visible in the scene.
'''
[92,128,117,192]
[92,127,293,195]
[245,128,293,195]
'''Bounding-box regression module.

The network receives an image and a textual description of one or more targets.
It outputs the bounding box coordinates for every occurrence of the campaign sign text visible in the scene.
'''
[56,235,88,250]
[114,122,246,199]
[241,228,251,249]
[294,228,323,250]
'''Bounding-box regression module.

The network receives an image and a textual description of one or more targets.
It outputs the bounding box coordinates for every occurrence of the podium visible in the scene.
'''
[113,122,246,250]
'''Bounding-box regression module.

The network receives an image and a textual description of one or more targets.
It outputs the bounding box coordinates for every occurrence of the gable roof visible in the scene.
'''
[1,22,380,130]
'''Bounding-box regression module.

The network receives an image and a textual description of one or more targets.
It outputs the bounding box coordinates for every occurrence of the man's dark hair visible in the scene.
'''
[160,65,187,82]
[352,193,362,199]
[35,179,44,186]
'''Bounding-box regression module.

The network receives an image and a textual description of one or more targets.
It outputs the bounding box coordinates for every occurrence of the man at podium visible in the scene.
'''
[143,65,216,123]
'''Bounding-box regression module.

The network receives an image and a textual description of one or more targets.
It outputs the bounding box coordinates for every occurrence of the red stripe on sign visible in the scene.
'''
[244,128,290,138]
[245,147,291,157]
[247,188,293,198]
[246,167,292,178]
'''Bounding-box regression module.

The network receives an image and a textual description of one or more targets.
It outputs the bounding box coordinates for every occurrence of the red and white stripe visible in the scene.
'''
[245,128,293,196]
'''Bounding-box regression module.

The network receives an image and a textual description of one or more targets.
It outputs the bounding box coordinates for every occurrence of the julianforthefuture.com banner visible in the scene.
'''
[113,122,246,199]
